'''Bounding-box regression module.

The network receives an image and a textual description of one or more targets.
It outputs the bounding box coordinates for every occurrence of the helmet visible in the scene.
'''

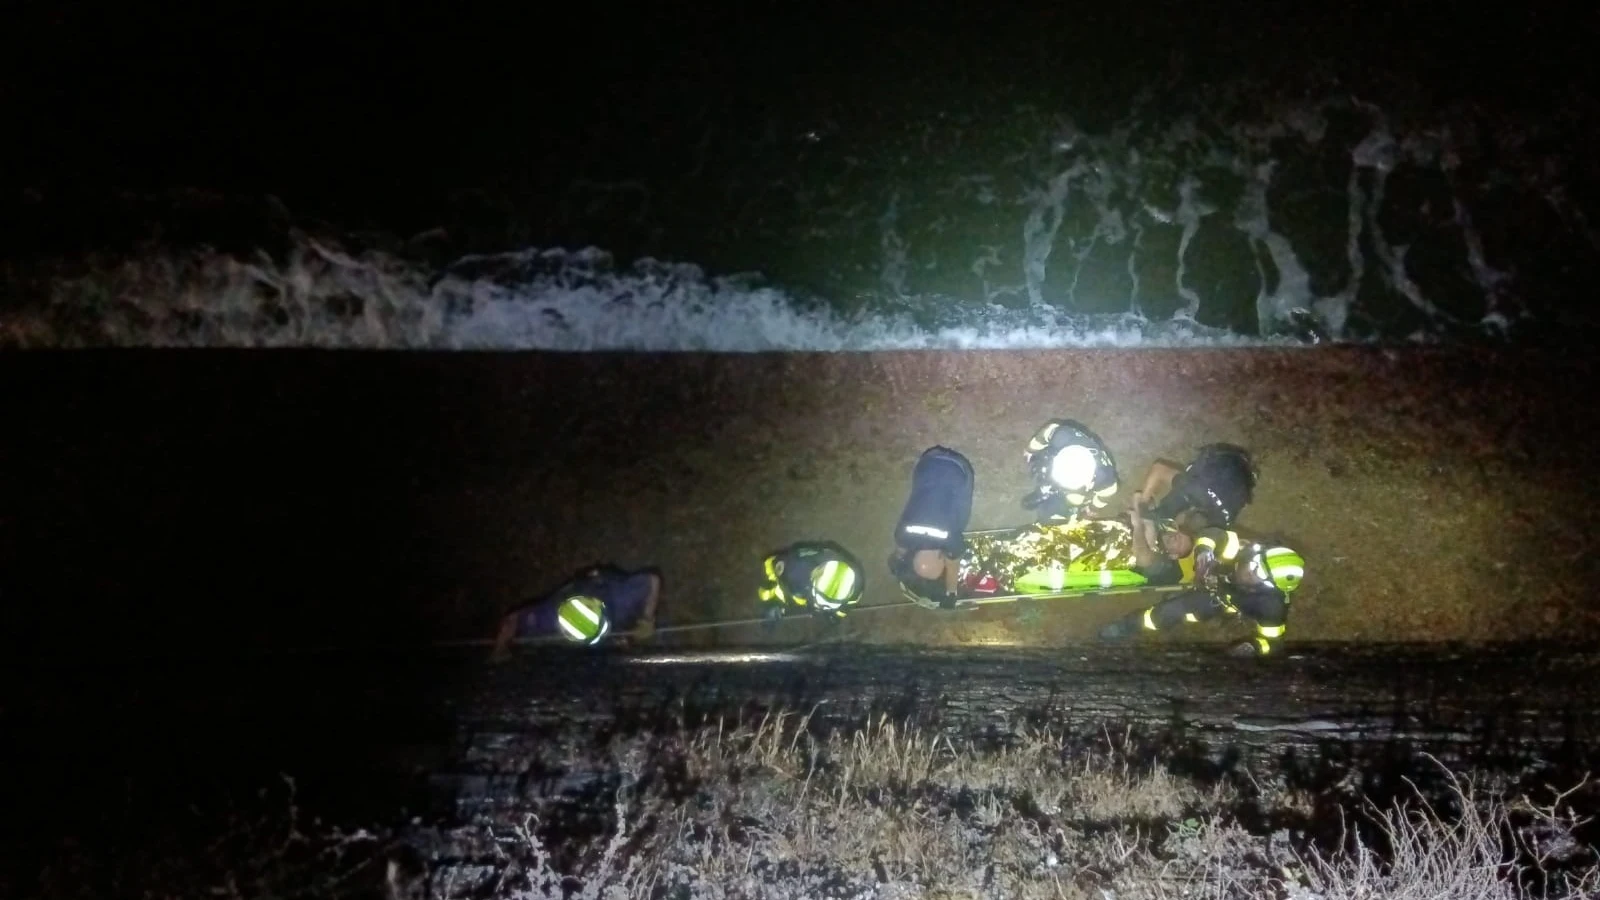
[1048,444,1100,492]
[810,557,863,610]
[556,594,611,644]
[1254,546,1305,594]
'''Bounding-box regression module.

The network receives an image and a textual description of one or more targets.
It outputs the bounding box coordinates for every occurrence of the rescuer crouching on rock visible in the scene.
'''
[759,541,867,626]
[888,445,977,610]
[491,564,662,661]
[1137,442,1258,530]
[1099,492,1304,656]
[1020,418,1121,522]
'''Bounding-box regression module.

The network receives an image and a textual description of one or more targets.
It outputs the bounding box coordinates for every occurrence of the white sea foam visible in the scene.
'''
[2,239,1306,351]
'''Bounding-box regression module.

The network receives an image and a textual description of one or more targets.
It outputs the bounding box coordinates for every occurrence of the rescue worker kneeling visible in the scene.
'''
[1139,442,1257,529]
[760,541,866,625]
[1021,419,1120,522]
[491,564,662,660]
[1099,493,1304,656]
[888,445,976,609]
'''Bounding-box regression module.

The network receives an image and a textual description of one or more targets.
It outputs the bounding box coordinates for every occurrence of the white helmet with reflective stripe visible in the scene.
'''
[1250,546,1305,594]
[810,557,862,610]
[557,594,611,644]
[1048,444,1100,493]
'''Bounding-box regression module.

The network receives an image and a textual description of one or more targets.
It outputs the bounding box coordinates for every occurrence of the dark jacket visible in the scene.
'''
[894,446,975,558]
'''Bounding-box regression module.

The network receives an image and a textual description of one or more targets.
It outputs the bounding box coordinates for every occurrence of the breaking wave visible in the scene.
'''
[2,239,1300,351]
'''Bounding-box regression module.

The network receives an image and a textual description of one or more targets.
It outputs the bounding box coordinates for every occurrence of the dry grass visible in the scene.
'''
[394,716,1600,900]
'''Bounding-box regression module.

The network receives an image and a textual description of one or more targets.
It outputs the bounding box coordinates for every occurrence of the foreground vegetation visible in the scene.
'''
[34,710,1599,899]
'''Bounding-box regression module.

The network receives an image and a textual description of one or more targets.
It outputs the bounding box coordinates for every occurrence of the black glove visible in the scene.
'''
[900,582,942,610]
[1021,487,1050,510]
[762,604,785,630]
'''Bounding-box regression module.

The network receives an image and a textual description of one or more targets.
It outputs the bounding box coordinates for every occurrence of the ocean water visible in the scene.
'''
[5,38,1594,351]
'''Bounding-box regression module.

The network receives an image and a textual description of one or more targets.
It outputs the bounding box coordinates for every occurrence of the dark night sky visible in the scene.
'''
[5,2,1585,211]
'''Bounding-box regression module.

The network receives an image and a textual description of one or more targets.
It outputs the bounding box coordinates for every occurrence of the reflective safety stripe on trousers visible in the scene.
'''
[904,524,948,540]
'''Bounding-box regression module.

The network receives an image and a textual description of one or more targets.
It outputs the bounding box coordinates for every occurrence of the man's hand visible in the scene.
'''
[937,589,979,611]
[762,605,785,631]
[1128,490,1148,520]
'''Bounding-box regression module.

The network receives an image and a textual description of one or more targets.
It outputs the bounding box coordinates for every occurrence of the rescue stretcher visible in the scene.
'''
[940,517,1198,606]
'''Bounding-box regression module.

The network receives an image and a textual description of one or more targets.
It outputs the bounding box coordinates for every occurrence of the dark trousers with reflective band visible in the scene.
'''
[1132,586,1287,654]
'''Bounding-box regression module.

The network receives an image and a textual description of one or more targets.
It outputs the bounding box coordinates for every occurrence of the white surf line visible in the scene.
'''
[1231,717,1349,733]
[625,651,808,665]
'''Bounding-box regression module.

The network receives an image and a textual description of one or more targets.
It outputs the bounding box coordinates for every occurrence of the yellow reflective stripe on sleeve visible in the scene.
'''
[1255,637,1272,654]
[1220,531,1241,561]
[1142,608,1158,631]
[1257,624,1285,638]
[1196,536,1216,551]
[1184,613,1199,623]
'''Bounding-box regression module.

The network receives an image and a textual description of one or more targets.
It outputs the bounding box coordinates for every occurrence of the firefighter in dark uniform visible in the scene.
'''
[888,445,976,609]
[1099,493,1305,656]
[759,541,866,624]
[1020,419,1120,521]
[1141,443,1257,529]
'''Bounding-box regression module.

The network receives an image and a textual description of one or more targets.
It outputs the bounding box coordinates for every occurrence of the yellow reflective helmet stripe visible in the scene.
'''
[1261,546,1306,593]
[1028,422,1059,453]
[557,595,607,643]
[813,559,858,602]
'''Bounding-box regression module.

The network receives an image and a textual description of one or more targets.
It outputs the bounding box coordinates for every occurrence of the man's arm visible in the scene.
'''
[1138,461,1184,506]
[1127,493,1184,586]
[1127,492,1162,568]
[1082,479,1120,519]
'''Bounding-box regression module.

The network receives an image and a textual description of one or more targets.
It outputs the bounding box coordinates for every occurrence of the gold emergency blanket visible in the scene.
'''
[961,519,1135,591]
